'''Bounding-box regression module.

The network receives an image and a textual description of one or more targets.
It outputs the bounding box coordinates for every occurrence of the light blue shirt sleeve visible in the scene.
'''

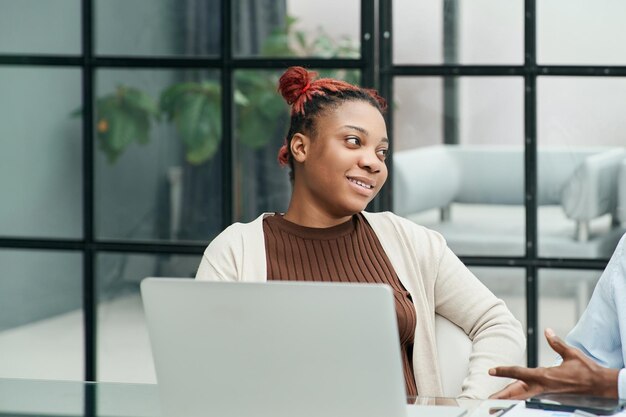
[565,233,626,398]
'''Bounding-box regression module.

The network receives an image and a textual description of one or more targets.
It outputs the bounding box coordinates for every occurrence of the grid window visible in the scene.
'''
[96,253,200,382]
[0,0,623,380]
[0,67,82,239]
[0,250,83,380]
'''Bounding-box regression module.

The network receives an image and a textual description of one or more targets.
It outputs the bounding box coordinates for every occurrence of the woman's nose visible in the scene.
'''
[358,150,382,173]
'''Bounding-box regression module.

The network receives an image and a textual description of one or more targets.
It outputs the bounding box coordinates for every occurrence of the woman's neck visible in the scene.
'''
[283,200,352,228]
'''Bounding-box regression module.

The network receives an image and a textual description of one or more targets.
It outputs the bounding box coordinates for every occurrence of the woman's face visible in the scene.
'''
[292,100,389,221]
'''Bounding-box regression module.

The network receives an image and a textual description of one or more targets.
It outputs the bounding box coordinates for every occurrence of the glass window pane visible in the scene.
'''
[538,268,602,366]
[95,0,220,57]
[233,69,290,222]
[95,69,222,242]
[0,249,83,380]
[96,252,201,382]
[393,77,525,256]
[538,0,626,65]
[233,69,360,222]
[0,67,82,239]
[0,0,81,55]
[393,0,523,65]
[537,77,626,259]
[234,0,360,58]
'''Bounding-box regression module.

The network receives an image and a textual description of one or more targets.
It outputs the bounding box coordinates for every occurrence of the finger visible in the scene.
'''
[489,366,540,382]
[489,380,528,400]
[544,328,570,358]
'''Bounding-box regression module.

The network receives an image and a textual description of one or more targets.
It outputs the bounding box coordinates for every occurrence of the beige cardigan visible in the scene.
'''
[196,211,525,399]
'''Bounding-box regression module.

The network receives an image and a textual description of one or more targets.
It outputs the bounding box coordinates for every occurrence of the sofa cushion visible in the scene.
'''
[450,147,524,205]
[561,148,626,221]
[393,146,460,216]
[449,146,613,206]
[406,204,624,258]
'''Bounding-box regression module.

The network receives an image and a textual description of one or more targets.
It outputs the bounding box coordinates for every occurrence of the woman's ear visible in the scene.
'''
[290,133,309,163]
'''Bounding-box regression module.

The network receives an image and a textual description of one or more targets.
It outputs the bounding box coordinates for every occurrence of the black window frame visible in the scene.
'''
[0,0,623,380]
[0,0,376,381]
[379,0,626,366]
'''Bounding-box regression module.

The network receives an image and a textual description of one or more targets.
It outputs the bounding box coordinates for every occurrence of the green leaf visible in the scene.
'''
[285,15,298,28]
[199,81,220,96]
[258,93,287,120]
[185,99,222,164]
[159,82,200,116]
[234,89,249,106]
[175,88,222,164]
[176,94,208,148]
[260,33,293,57]
[158,80,222,164]
[107,107,138,152]
[92,86,155,163]
[295,30,307,50]
[238,109,267,149]
[124,88,159,116]
[132,111,151,145]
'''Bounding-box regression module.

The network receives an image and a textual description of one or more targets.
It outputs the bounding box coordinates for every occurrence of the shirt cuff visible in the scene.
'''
[619,368,626,399]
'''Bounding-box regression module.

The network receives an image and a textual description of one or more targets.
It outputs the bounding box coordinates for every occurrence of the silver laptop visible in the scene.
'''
[141,278,465,417]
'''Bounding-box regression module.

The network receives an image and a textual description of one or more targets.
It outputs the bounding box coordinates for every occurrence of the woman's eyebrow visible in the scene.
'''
[343,125,368,135]
[343,125,389,143]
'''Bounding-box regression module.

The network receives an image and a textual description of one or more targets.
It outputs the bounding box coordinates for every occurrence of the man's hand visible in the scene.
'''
[488,328,619,400]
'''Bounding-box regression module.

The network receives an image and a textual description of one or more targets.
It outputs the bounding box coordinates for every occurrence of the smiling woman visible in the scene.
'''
[194,66,526,400]
[283,99,388,226]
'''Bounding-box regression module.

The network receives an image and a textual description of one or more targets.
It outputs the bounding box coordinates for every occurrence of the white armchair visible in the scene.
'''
[434,314,471,397]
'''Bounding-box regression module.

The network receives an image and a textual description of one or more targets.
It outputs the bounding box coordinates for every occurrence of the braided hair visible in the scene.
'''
[276,66,387,178]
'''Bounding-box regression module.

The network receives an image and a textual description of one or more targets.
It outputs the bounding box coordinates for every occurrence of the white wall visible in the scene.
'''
[287,0,360,49]
[538,0,626,66]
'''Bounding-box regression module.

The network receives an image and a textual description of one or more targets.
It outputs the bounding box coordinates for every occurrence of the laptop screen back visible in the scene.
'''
[141,278,408,417]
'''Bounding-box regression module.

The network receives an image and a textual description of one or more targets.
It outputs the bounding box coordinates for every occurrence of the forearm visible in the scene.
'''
[460,305,526,399]
[434,253,526,398]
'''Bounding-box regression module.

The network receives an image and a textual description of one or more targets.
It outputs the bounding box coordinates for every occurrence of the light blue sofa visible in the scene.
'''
[393,145,626,259]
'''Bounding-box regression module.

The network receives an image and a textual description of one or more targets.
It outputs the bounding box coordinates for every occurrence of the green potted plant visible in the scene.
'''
[159,81,222,165]
[73,85,160,163]
[82,17,359,166]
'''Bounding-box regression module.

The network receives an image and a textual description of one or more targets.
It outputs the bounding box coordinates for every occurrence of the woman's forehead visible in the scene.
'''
[321,101,387,132]
[321,100,383,120]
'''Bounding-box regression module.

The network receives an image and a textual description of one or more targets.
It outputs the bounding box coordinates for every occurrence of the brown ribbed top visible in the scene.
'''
[263,213,417,396]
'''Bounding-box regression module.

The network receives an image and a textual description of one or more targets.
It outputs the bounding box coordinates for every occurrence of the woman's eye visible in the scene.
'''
[377,148,389,158]
[346,137,360,146]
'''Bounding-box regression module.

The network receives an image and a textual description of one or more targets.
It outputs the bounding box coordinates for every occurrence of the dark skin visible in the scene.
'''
[489,328,620,400]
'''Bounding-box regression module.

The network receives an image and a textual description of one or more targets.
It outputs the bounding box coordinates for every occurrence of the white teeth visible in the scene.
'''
[348,178,373,189]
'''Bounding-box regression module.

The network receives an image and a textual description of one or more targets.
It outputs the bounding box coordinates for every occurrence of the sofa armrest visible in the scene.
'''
[618,158,626,226]
[435,314,471,397]
[561,148,626,222]
[392,146,460,216]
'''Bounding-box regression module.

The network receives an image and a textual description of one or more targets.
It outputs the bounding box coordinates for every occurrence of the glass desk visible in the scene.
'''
[0,378,519,417]
[0,378,159,417]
